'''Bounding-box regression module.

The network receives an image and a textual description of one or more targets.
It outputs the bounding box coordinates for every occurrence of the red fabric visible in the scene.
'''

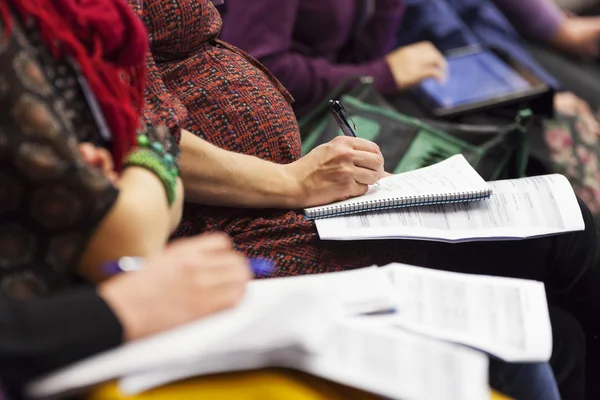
[1,0,148,168]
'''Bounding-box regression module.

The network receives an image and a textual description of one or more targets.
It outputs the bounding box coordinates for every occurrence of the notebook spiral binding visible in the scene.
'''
[305,188,493,220]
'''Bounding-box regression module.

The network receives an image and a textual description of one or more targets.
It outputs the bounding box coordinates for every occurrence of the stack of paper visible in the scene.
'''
[28,265,552,400]
[316,174,584,242]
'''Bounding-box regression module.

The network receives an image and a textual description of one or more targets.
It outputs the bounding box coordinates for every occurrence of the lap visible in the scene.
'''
[85,369,377,400]
[85,369,510,400]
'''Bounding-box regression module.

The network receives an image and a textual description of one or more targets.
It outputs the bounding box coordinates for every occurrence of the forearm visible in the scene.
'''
[0,287,122,398]
[78,167,172,282]
[180,130,303,209]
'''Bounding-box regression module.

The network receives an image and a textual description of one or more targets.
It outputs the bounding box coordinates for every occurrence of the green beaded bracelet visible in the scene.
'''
[124,150,177,206]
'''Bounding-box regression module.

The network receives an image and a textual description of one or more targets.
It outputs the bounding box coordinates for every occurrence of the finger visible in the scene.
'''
[421,65,447,84]
[96,148,115,173]
[352,150,384,173]
[351,165,379,186]
[195,253,251,284]
[106,171,119,185]
[344,136,381,155]
[346,182,369,198]
[204,283,248,313]
[78,143,99,165]
[171,232,233,255]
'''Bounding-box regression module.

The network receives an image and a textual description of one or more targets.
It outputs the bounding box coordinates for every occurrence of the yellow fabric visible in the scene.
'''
[86,369,510,400]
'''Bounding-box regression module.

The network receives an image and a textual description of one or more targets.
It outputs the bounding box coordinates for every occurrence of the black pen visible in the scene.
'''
[329,100,381,185]
[329,100,357,137]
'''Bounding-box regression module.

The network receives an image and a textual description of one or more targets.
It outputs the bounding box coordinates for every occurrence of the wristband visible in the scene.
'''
[123,149,178,205]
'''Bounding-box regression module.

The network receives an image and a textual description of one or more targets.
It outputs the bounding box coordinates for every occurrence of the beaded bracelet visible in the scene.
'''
[123,131,180,206]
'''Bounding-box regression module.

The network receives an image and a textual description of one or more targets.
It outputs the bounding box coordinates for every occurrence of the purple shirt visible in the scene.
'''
[219,0,404,116]
[492,0,565,41]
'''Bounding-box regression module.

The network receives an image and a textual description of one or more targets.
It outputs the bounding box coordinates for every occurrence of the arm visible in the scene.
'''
[78,166,177,281]
[180,130,304,208]
[0,21,174,283]
[0,287,122,398]
[491,0,566,41]
[220,0,397,116]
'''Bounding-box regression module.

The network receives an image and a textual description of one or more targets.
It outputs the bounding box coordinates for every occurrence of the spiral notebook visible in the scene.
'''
[304,155,492,220]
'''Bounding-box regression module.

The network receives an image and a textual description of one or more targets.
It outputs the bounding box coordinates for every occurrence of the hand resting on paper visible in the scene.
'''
[99,233,252,341]
[285,136,387,207]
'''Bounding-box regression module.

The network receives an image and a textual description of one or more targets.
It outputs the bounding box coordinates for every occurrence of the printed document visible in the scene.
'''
[316,174,584,242]
[383,263,552,362]
[305,316,489,400]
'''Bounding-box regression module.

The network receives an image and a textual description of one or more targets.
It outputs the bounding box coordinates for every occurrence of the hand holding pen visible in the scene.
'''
[329,100,383,185]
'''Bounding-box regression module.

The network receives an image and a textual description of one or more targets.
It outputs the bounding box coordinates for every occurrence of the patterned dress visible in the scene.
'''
[134,0,428,276]
[0,10,173,299]
[0,13,118,298]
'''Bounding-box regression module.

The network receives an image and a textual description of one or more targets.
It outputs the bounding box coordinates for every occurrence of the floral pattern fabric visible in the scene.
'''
[543,114,600,226]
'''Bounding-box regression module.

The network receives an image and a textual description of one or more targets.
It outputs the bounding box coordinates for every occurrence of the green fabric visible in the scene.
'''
[301,91,530,181]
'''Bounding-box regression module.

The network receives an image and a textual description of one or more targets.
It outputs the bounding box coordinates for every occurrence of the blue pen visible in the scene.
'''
[103,256,275,277]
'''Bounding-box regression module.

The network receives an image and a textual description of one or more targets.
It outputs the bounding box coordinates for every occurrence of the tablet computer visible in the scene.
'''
[414,47,550,118]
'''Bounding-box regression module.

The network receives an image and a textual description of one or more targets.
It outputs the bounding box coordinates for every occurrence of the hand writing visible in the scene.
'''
[286,136,386,207]
[99,233,252,341]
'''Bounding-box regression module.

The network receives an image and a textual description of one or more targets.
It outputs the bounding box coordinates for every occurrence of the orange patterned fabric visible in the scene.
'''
[131,0,428,277]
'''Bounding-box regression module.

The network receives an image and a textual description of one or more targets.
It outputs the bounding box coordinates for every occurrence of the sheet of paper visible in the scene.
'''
[304,316,489,400]
[27,268,398,399]
[304,154,490,216]
[316,174,584,242]
[122,317,490,400]
[252,266,397,315]
[382,263,552,362]
[27,286,336,399]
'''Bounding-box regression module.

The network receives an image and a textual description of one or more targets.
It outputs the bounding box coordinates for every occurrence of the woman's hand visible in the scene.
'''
[99,233,252,341]
[78,143,119,184]
[385,42,448,89]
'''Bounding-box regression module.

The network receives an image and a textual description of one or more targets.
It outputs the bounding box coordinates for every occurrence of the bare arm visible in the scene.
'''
[180,131,385,210]
[78,166,181,282]
[180,130,304,209]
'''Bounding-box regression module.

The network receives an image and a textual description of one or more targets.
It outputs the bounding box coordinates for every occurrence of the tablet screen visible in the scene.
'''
[419,51,531,109]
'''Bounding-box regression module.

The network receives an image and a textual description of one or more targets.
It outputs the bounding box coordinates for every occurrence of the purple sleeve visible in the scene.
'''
[491,0,565,40]
[341,0,406,63]
[219,0,397,116]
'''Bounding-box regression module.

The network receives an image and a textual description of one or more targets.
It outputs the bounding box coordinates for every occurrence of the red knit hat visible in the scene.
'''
[0,0,148,169]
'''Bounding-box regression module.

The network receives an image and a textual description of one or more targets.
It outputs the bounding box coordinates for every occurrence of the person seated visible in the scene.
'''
[0,234,251,399]
[131,0,596,397]
[491,0,600,109]
[0,1,573,399]
[218,0,598,128]
[0,0,186,296]
[0,2,250,399]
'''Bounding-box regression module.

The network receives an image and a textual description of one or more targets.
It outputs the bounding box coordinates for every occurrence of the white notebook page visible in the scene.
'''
[316,174,584,241]
[304,154,491,218]
[383,264,552,362]
[303,316,489,400]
